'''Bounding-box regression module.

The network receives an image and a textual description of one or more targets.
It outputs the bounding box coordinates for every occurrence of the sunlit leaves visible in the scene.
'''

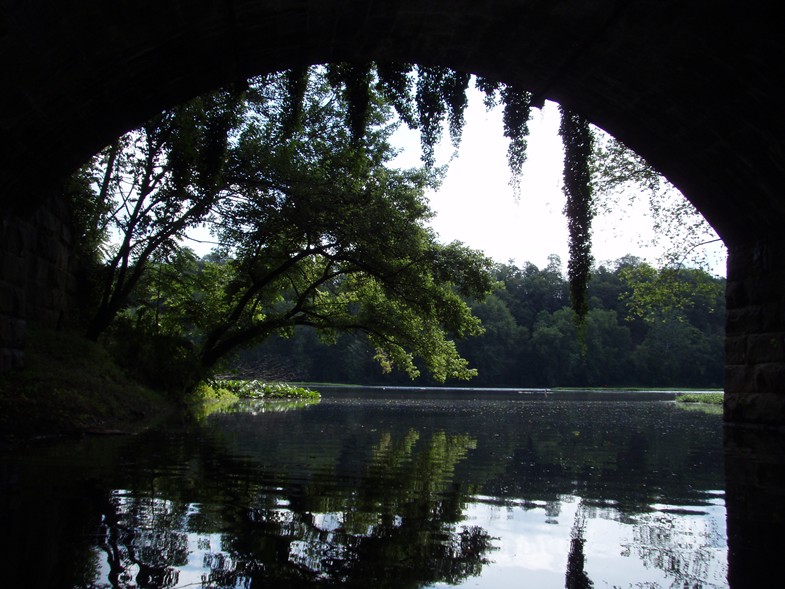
[620,263,723,324]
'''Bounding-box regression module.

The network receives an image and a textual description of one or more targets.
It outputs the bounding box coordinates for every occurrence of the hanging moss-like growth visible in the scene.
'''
[413,66,470,165]
[475,77,532,196]
[558,106,595,325]
[281,66,310,136]
[325,62,375,143]
[375,61,418,129]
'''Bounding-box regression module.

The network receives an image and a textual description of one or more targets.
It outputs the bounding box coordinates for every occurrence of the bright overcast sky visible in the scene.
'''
[185,84,726,275]
[391,90,727,275]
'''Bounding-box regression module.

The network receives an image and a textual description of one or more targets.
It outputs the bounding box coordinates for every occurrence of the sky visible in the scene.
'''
[390,91,727,276]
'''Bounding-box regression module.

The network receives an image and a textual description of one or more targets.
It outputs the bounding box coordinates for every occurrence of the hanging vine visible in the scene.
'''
[476,76,533,198]
[558,105,595,326]
[414,66,451,167]
[325,62,375,143]
[279,64,594,326]
[281,66,309,137]
[375,62,417,129]
[500,86,532,197]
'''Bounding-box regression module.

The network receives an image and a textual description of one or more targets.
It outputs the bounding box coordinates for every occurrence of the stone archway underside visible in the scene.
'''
[2,1,785,425]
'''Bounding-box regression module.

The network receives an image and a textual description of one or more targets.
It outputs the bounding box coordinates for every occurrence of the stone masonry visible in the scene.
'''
[725,240,785,427]
[0,197,79,370]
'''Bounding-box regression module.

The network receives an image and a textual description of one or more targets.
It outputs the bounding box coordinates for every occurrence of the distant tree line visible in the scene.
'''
[230,254,724,389]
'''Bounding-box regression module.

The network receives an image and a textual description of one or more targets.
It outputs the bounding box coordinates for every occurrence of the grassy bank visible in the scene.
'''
[0,329,174,441]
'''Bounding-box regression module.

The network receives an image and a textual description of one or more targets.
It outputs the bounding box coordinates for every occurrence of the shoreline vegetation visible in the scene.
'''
[0,329,174,442]
[187,379,321,405]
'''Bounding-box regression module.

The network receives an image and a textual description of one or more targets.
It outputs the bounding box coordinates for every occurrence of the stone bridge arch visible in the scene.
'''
[2,1,785,426]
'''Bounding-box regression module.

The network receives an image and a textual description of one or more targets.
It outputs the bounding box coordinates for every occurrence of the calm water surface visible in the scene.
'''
[0,390,728,588]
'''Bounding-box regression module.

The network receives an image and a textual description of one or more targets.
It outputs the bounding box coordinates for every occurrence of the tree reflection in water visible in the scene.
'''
[88,430,496,588]
[94,493,190,588]
[624,505,726,586]
[565,503,593,589]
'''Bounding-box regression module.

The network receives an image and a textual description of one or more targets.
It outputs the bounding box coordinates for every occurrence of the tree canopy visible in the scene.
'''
[71,68,497,393]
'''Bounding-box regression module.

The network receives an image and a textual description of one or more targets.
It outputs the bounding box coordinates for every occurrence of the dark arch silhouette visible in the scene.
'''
[2,1,781,243]
[2,1,785,427]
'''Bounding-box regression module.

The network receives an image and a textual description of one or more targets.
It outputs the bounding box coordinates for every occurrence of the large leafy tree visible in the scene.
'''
[84,69,494,389]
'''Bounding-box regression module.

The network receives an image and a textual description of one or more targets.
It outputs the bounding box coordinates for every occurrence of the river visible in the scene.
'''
[0,389,731,588]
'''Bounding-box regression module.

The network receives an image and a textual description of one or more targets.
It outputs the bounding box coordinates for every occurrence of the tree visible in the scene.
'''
[619,263,723,386]
[455,293,527,386]
[83,86,246,339]
[91,69,494,391]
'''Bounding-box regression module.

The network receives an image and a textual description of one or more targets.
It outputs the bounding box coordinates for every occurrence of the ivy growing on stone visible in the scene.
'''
[472,76,533,195]
[375,62,418,129]
[499,86,532,196]
[325,62,375,143]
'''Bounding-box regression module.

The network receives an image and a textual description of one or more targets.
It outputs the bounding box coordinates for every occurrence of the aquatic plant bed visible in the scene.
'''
[212,379,321,400]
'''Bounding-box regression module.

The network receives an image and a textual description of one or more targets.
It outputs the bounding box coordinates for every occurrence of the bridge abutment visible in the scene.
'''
[0,198,80,369]
[725,239,785,427]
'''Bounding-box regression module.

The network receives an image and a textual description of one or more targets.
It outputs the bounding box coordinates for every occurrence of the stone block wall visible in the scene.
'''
[0,197,80,369]
[725,239,785,427]
[724,426,785,585]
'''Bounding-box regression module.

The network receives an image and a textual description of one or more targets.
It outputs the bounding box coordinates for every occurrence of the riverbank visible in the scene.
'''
[0,329,174,442]
[0,330,723,441]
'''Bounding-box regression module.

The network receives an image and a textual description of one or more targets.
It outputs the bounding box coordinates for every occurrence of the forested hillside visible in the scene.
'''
[229,255,725,388]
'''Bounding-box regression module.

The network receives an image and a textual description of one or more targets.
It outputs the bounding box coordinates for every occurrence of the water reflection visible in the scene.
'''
[84,428,494,588]
[0,395,735,588]
[565,503,592,589]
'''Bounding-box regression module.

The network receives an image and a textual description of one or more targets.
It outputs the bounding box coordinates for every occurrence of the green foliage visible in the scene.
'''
[67,61,721,394]
[208,379,320,400]
[60,162,113,262]
[184,380,239,405]
[590,130,723,269]
[619,263,724,324]
[81,85,247,340]
[475,77,533,194]
[76,68,494,391]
